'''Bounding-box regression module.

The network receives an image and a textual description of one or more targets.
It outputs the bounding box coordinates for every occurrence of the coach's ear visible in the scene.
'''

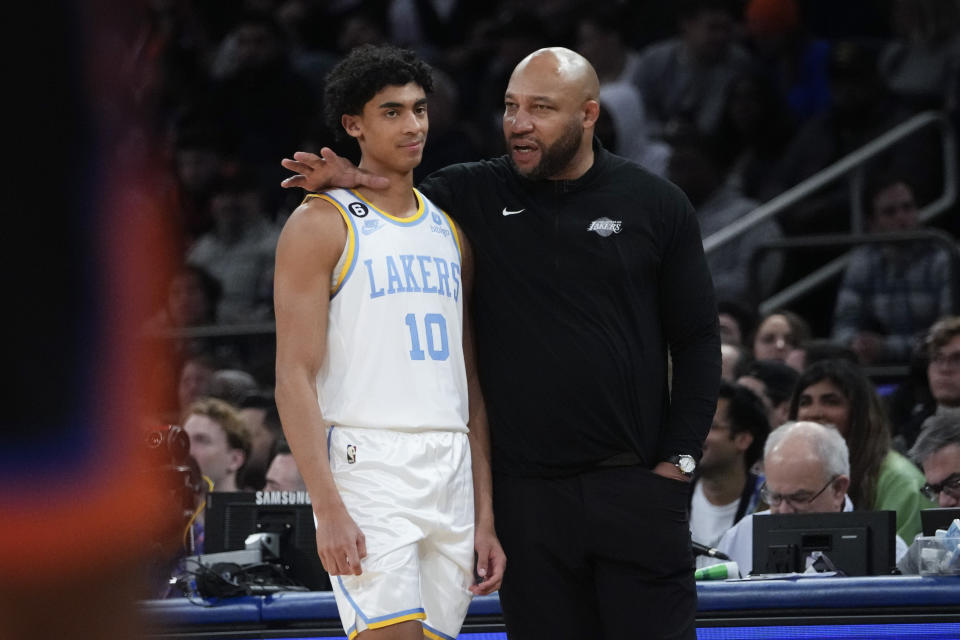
[341,114,362,140]
[582,99,600,132]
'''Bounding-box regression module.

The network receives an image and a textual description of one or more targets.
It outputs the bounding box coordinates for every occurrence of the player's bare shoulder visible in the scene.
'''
[278,194,349,266]
[283,194,349,240]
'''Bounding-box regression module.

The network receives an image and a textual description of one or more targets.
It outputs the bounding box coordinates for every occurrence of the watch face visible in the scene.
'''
[678,455,696,473]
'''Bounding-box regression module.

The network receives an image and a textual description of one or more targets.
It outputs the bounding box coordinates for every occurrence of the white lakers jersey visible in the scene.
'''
[310,188,468,432]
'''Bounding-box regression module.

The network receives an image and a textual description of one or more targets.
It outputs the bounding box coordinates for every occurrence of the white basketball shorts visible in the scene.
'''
[325,425,475,640]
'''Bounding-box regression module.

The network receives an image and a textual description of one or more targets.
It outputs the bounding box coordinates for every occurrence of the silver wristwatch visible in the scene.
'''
[666,454,696,477]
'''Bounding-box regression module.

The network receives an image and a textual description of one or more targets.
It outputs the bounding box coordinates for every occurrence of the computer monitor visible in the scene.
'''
[752,510,897,576]
[921,507,960,536]
[204,491,331,590]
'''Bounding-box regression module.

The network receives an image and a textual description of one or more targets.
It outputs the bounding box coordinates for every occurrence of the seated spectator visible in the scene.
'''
[170,125,227,245]
[879,0,960,113]
[575,6,672,176]
[574,5,644,86]
[183,398,251,492]
[899,413,960,573]
[238,393,283,491]
[716,420,908,574]
[751,309,811,362]
[176,354,217,423]
[208,368,259,407]
[144,264,221,333]
[633,0,752,141]
[758,40,920,233]
[385,0,484,53]
[831,175,954,366]
[203,12,317,211]
[743,0,831,125]
[690,381,769,566]
[909,414,960,509]
[925,319,960,420]
[710,68,797,201]
[738,359,799,428]
[264,438,308,493]
[668,141,784,304]
[718,298,759,347]
[789,359,934,540]
[413,68,483,183]
[186,170,280,324]
[596,82,672,178]
[785,338,858,372]
[143,266,223,424]
[721,343,753,382]
[894,317,960,451]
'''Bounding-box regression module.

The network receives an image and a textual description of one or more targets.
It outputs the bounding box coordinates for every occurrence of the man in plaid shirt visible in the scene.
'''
[832,175,955,365]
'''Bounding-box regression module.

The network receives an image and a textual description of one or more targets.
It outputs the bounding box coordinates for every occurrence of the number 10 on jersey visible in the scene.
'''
[404,313,449,361]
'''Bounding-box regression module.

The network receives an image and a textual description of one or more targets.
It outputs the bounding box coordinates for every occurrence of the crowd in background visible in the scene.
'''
[123,0,960,570]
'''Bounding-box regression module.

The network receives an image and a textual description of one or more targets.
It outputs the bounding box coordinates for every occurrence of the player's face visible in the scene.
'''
[345,82,428,173]
[503,62,587,180]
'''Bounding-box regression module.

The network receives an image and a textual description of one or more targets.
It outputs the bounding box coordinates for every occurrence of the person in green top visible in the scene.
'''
[788,358,934,541]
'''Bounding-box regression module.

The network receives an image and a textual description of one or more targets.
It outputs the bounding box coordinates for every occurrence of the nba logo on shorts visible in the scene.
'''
[346,444,357,464]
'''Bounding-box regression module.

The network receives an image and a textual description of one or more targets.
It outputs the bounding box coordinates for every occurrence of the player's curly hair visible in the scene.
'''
[323,44,434,142]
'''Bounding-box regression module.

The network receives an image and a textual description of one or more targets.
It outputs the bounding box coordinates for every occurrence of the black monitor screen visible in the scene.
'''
[204,491,330,590]
[752,510,896,576]
[921,507,960,536]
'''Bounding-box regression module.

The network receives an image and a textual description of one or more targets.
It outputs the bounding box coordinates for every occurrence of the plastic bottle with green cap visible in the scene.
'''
[694,561,740,580]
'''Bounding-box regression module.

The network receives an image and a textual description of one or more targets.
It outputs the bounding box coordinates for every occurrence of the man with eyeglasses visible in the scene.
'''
[688,382,768,567]
[909,414,960,508]
[895,317,960,451]
[713,421,907,575]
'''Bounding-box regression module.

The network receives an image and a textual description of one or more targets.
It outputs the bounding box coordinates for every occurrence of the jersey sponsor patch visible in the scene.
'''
[430,212,451,238]
[587,217,622,237]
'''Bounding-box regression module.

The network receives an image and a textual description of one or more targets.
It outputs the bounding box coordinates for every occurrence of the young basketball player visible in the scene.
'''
[273,45,505,640]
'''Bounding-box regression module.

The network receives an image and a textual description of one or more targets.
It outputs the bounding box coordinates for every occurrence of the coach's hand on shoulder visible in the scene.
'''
[471,524,506,595]
[315,503,367,576]
[281,147,390,192]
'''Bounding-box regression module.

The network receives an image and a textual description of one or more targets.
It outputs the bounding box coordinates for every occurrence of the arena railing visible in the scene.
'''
[747,228,960,379]
[144,322,277,340]
[703,110,958,316]
[151,113,956,344]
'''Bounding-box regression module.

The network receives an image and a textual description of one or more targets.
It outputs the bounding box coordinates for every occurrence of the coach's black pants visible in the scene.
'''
[493,465,696,640]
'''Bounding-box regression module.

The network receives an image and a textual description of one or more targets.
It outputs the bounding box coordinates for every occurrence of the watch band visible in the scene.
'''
[667,454,696,477]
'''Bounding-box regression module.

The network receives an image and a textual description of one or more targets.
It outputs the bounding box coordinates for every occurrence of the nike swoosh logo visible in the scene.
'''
[502,208,525,216]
